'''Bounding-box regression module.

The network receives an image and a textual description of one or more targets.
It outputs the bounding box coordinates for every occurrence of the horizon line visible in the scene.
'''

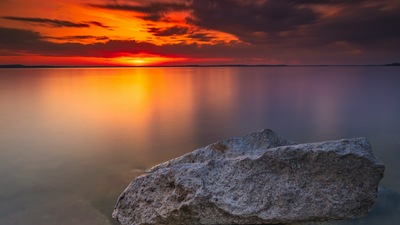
[0,63,399,69]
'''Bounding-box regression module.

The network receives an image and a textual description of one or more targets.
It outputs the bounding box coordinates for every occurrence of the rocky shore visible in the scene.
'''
[112,129,385,225]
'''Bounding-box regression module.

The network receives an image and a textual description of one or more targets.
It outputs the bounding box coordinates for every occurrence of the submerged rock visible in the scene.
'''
[112,129,385,225]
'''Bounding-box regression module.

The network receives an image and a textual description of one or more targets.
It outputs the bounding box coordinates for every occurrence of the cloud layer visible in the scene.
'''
[0,0,399,65]
[2,16,112,29]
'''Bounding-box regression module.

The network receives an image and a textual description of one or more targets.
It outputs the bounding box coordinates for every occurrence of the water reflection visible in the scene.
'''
[0,67,399,225]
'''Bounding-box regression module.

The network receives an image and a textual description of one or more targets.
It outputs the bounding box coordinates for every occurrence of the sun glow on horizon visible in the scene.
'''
[115,55,188,66]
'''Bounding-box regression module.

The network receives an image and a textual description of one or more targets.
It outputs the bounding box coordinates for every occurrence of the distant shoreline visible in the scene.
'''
[0,63,399,69]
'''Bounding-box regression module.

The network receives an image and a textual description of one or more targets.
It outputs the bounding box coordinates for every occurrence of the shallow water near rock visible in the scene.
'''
[0,66,399,224]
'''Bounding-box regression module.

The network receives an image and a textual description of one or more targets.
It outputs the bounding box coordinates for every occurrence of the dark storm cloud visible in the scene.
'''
[0,27,83,55]
[187,0,400,48]
[1,16,112,29]
[148,26,217,42]
[46,35,110,42]
[148,26,189,36]
[86,21,113,30]
[187,0,318,43]
[1,16,90,28]
[88,1,188,21]
[314,5,400,46]
[187,33,216,42]
[0,27,41,45]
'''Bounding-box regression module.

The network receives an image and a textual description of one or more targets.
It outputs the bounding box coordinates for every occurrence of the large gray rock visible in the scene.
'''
[112,129,385,225]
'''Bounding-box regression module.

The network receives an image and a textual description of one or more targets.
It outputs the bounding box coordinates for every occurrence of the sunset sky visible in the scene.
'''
[0,0,399,66]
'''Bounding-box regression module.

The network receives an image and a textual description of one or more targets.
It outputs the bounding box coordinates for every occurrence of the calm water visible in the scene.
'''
[0,67,399,225]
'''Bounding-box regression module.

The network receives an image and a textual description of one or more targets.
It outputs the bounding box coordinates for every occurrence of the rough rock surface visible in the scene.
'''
[112,129,385,225]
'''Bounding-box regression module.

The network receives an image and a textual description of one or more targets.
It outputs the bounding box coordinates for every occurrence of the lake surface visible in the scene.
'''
[0,67,399,225]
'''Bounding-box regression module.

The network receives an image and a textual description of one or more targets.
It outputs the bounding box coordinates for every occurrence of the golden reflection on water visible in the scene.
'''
[30,68,238,160]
